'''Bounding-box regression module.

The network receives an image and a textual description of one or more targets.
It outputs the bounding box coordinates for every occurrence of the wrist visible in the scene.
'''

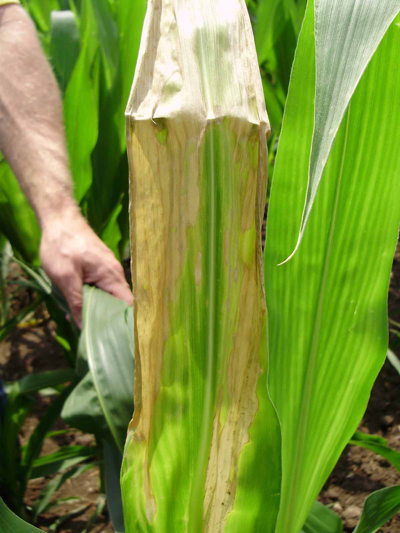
[39,199,83,233]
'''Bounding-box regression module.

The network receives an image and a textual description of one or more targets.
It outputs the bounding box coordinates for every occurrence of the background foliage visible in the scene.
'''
[0,0,399,532]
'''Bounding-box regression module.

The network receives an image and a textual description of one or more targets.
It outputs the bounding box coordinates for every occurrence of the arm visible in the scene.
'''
[0,4,133,326]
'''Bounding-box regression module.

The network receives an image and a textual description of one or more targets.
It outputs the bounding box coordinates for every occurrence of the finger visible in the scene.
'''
[96,277,134,306]
[58,271,83,328]
[94,263,133,306]
[108,282,134,306]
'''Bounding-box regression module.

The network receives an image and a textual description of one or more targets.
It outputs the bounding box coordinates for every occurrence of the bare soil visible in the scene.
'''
[0,244,399,531]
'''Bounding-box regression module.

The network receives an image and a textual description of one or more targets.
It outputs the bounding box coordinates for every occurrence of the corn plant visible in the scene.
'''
[1,0,400,531]
[0,281,134,529]
[0,367,90,518]
[62,285,135,532]
[121,0,400,532]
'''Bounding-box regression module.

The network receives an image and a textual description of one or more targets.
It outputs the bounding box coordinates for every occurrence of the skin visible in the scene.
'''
[0,4,133,327]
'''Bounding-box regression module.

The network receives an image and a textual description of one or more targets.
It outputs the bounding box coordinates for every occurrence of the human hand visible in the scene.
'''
[40,210,133,328]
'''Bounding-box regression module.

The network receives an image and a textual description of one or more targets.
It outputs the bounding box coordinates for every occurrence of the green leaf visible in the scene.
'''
[63,0,99,203]
[0,356,69,502]
[264,3,400,532]
[287,0,400,259]
[255,0,300,95]
[0,162,40,263]
[261,76,284,136]
[62,373,109,437]
[0,498,42,532]
[20,386,76,497]
[82,287,134,451]
[87,0,146,236]
[63,286,134,451]
[255,0,286,65]
[50,11,80,92]
[22,0,60,34]
[90,0,119,89]
[0,240,12,326]
[48,504,89,532]
[31,463,93,522]
[0,395,33,513]
[350,431,400,472]
[0,297,43,344]
[387,348,400,375]
[99,200,123,260]
[44,496,81,511]
[31,445,98,479]
[115,0,147,151]
[13,370,76,396]
[103,440,124,533]
[302,501,343,533]
[354,486,400,533]
[81,493,106,533]
[9,258,52,296]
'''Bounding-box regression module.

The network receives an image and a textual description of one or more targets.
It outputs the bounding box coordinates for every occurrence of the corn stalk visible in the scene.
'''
[122,0,281,531]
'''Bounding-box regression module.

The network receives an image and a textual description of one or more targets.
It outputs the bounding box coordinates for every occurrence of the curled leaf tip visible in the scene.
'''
[277,238,303,266]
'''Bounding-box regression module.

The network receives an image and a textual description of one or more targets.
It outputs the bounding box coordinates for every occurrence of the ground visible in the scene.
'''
[0,243,399,531]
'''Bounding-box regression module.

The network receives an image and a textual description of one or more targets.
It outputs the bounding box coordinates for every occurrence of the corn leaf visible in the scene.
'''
[354,486,400,533]
[264,2,400,532]
[63,0,99,203]
[48,504,89,532]
[0,239,11,325]
[387,348,400,375]
[288,0,400,259]
[350,431,400,472]
[62,372,110,437]
[255,0,300,95]
[103,440,125,533]
[302,501,343,533]
[63,286,134,451]
[12,369,76,396]
[114,0,147,154]
[0,499,42,533]
[21,0,60,35]
[20,386,75,497]
[122,1,281,531]
[261,77,284,137]
[62,287,133,532]
[50,11,80,92]
[90,0,119,90]
[31,446,99,479]
[99,199,123,260]
[87,0,146,241]
[0,161,40,263]
[255,0,288,65]
[31,463,93,522]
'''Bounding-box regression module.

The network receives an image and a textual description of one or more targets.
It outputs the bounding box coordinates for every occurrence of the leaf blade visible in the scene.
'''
[79,286,134,451]
[350,431,400,472]
[265,5,400,532]
[287,0,400,258]
[0,499,42,533]
[354,486,400,533]
[302,501,343,533]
